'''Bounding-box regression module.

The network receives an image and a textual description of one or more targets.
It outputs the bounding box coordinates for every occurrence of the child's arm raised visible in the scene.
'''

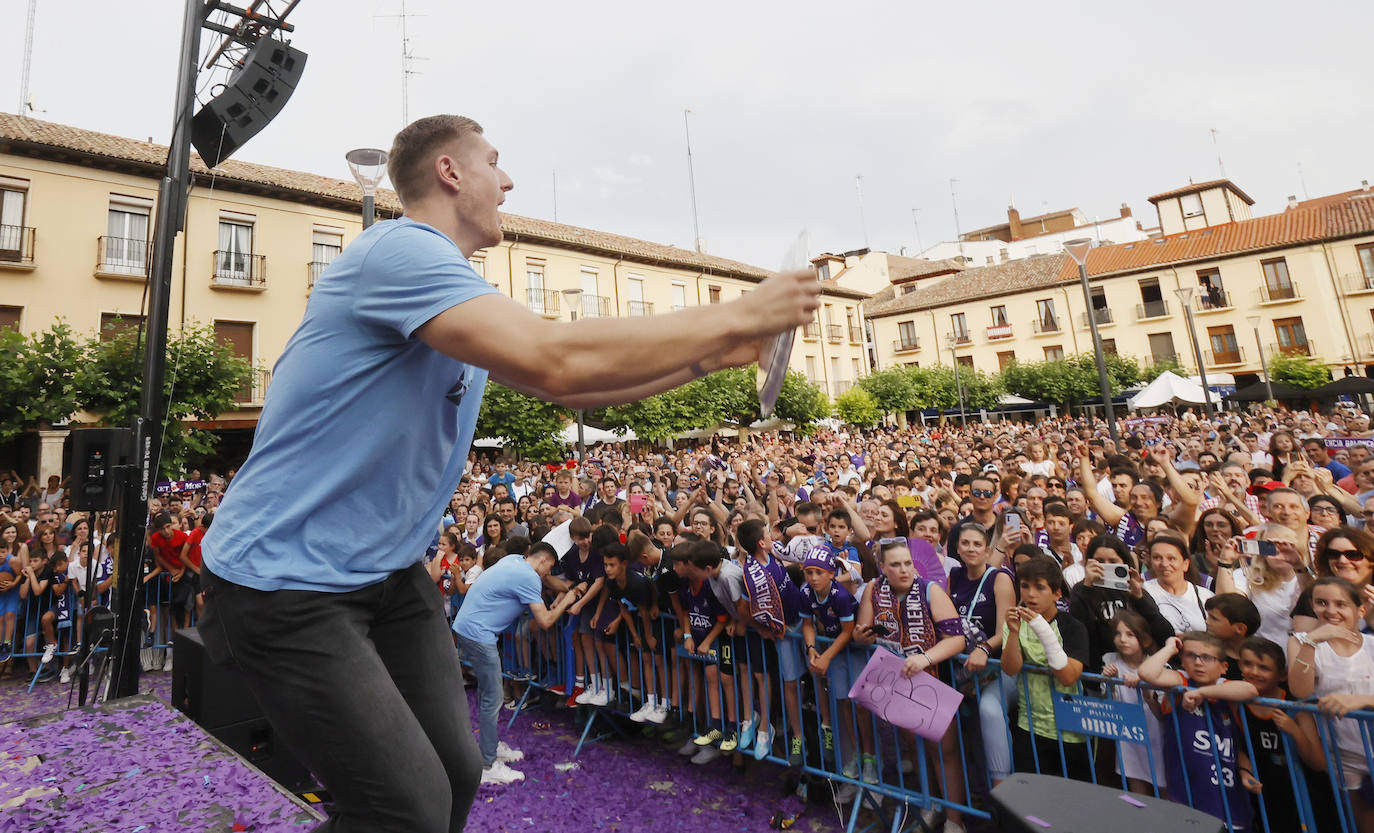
[1138,636,1187,689]
[1180,680,1258,711]
[570,576,604,616]
[1001,606,1026,677]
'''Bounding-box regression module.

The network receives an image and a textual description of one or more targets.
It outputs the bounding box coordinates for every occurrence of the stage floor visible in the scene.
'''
[1,670,852,833]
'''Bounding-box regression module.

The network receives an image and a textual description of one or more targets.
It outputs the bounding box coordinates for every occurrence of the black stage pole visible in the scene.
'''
[109,0,209,699]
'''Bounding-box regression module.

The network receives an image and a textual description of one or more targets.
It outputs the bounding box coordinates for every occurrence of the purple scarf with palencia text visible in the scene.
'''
[743,555,786,635]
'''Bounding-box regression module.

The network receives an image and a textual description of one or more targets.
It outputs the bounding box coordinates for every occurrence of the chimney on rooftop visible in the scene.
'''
[1007,206,1023,240]
[1363,180,1371,192]
[1119,202,1132,219]
[1287,195,1299,209]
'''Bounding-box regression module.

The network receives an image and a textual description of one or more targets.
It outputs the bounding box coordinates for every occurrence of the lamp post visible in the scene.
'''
[1248,314,1275,404]
[345,148,389,228]
[945,333,968,427]
[562,287,586,464]
[1063,238,1119,448]
[1174,286,1215,417]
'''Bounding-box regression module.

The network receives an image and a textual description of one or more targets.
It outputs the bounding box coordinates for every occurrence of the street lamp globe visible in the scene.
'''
[1063,237,1092,266]
[345,148,389,196]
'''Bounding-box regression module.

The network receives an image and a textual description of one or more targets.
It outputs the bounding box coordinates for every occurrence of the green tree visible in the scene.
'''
[0,321,83,440]
[597,377,721,443]
[475,381,572,462]
[997,354,1134,411]
[834,387,881,427]
[1269,354,1330,389]
[907,365,1002,413]
[857,367,916,414]
[76,319,253,477]
[773,369,830,434]
[1140,355,1184,382]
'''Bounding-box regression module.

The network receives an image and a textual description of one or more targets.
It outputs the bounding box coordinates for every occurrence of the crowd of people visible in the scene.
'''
[5,401,1374,830]
[440,403,1374,832]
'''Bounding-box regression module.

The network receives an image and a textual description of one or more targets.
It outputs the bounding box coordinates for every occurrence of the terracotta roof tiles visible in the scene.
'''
[866,254,1072,318]
[1147,178,1254,205]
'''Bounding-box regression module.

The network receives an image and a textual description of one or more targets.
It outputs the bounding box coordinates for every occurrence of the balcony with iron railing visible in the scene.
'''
[1347,272,1374,294]
[212,250,266,290]
[0,224,37,268]
[833,380,853,396]
[826,324,844,343]
[892,338,920,354]
[307,260,331,289]
[848,325,864,344]
[1149,352,1180,367]
[1257,281,1300,304]
[1203,346,1246,366]
[627,300,654,317]
[1079,308,1113,328]
[580,294,612,318]
[804,322,821,340]
[952,332,972,346]
[986,324,1014,340]
[1194,288,1233,312]
[1135,299,1170,320]
[526,287,561,316]
[95,235,149,278]
[1269,338,1314,358]
[233,368,273,406]
[1031,316,1062,335]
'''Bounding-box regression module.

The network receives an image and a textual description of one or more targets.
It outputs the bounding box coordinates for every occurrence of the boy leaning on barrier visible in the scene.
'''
[1138,629,1260,831]
[1000,555,1092,782]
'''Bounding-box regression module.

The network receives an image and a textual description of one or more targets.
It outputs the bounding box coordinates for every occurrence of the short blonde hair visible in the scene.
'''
[387,115,484,206]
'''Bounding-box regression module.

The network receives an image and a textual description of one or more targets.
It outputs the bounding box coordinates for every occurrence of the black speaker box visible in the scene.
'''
[173,627,316,791]
[68,427,131,512]
[191,38,307,168]
[990,773,1225,833]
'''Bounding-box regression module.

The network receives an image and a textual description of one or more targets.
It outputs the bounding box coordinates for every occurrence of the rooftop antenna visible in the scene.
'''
[856,175,869,248]
[1210,128,1226,178]
[911,207,923,253]
[684,108,703,252]
[1297,162,1310,200]
[18,0,37,114]
[949,178,964,263]
[551,169,559,223]
[376,0,426,125]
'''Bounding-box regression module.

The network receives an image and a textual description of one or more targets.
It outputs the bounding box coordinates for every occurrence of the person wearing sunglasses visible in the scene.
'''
[1290,526,1374,634]
[944,473,999,558]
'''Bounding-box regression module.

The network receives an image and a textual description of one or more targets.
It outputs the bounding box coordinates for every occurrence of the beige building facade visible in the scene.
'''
[868,180,1374,386]
[0,114,870,438]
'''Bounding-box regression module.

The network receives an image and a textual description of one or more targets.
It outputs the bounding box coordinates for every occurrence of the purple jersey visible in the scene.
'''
[799,580,856,638]
[743,554,804,624]
[1161,679,1252,831]
[560,546,605,585]
[681,578,727,640]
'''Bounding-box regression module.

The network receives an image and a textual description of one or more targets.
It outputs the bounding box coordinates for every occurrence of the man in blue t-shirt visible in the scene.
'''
[196,113,821,833]
[452,544,583,784]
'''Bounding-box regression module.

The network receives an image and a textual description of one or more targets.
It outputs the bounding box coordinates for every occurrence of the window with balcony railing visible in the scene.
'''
[213,250,266,288]
[0,224,36,265]
[892,338,919,353]
[1261,258,1296,301]
[848,324,863,343]
[580,294,611,318]
[627,300,654,317]
[826,324,843,342]
[1136,299,1169,320]
[526,287,560,315]
[1196,287,1231,310]
[1080,307,1112,328]
[97,235,148,276]
[804,322,821,339]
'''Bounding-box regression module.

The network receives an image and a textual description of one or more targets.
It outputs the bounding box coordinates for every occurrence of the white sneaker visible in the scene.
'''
[480,760,524,785]
[496,742,524,763]
[753,726,772,762]
[646,704,669,724]
[574,686,599,705]
[629,702,656,722]
[588,688,611,706]
[162,656,174,673]
[59,667,72,684]
[41,644,56,665]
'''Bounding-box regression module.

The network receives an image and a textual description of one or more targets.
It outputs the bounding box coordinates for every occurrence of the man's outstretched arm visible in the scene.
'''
[415,268,820,408]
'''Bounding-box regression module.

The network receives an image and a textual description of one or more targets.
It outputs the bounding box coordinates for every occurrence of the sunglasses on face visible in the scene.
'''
[1325,548,1374,563]
[970,489,996,498]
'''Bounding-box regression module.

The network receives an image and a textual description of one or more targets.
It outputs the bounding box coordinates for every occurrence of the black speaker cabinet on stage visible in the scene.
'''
[990,773,1224,833]
[191,37,307,168]
[173,627,315,791]
[69,427,131,512]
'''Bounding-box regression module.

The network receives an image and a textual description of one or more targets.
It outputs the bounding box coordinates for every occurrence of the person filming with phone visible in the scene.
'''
[1067,534,1176,673]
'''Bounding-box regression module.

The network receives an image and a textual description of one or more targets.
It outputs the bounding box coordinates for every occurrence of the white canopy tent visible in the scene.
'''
[1127,371,1208,410]
[560,423,633,445]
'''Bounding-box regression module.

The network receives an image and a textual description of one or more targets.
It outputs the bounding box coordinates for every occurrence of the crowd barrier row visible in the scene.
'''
[484,607,1367,833]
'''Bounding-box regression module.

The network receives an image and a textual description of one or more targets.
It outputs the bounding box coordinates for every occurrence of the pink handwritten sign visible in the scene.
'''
[848,649,963,741]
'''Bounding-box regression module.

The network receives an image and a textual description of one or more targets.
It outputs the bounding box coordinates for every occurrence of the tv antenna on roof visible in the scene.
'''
[376,0,427,125]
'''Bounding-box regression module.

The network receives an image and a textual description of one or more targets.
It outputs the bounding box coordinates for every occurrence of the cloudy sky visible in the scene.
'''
[3,0,1370,267]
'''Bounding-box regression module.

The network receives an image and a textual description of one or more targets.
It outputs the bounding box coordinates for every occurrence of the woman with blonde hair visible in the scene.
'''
[1214,523,1309,644]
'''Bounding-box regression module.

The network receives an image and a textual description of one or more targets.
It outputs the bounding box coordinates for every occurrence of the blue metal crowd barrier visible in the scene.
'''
[475,608,1372,833]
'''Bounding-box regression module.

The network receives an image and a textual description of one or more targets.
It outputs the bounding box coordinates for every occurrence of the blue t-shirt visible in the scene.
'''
[486,472,517,494]
[452,554,545,643]
[202,218,499,591]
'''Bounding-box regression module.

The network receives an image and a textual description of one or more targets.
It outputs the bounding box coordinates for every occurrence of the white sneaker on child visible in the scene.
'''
[629,702,656,722]
[162,656,173,673]
[574,687,598,705]
[41,644,56,665]
[645,704,669,725]
[495,742,524,763]
[480,760,524,785]
[587,687,610,707]
[59,667,72,685]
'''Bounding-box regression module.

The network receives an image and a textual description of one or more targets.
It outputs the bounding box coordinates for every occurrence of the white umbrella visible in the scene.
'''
[472,437,505,448]
[1127,371,1208,410]
[560,423,626,445]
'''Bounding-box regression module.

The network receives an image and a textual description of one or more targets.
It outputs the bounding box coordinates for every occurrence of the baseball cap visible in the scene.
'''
[801,547,838,574]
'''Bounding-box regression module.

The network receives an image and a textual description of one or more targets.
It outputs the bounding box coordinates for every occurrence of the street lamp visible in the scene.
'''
[562,287,586,464]
[1247,314,1275,404]
[1063,238,1119,449]
[944,333,968,428]
[345,147,389,228]
[1174,286,1215,418]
